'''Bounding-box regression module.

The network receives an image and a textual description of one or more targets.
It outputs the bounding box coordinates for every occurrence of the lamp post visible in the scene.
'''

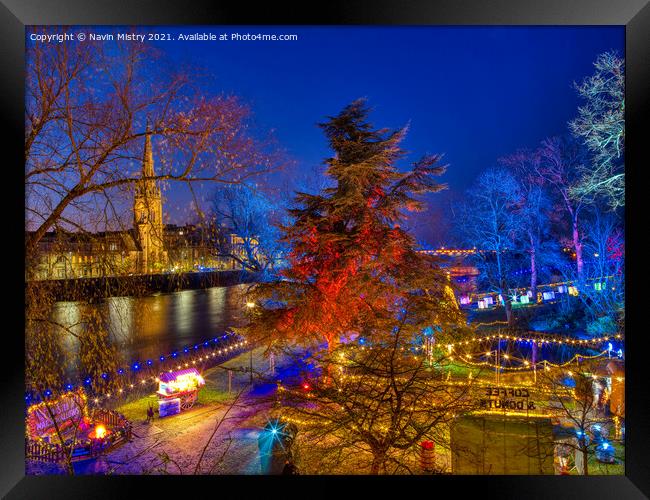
[246,301,255,385]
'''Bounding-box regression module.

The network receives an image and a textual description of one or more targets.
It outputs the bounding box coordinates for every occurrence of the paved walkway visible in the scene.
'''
[77,349,281,475]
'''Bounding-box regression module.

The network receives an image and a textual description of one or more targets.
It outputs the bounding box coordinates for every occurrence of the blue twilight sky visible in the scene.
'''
[153,26,623,245]
[30,26,625,246]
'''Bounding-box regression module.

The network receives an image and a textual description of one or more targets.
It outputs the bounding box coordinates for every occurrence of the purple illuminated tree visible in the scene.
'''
[535,137,588,286]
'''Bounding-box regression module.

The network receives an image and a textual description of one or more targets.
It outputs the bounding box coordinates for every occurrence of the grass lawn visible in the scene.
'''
[577,442,625,475]
[115,385,232,422]
[115,347,270,422]
[436,362,484,379]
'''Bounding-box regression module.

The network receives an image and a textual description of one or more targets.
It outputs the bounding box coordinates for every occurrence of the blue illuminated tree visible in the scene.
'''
[535,136,589,286]
[500,150,557,300]
[551,206,624,336]
[211,183,288,276]
[455,168,523,325]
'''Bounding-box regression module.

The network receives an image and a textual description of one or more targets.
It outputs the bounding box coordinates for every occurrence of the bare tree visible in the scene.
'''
[275,337,477,474]
[26,31,279,260]
[569,51,625,209]
[455,168,522,325]
[535,136,588,285]
[211,183,288,276]
[24,30,281,475]
[500,150,555,300]
[537,364,613,476]
[553,207,624,335]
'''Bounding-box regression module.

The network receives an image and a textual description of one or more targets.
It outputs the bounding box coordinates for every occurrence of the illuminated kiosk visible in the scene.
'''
[157,367,205,417]
[25,389,132,464]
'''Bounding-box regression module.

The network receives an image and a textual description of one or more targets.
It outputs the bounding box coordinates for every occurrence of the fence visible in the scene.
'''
[26,408,132,464]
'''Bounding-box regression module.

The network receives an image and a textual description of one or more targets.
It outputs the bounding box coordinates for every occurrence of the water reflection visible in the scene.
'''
[51,301,82,361]
[45,285,248,372]
[174,289,195,337]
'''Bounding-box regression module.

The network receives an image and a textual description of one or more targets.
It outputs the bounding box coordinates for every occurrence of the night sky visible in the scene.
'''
[31,26,625,246]
[153,26,623,245]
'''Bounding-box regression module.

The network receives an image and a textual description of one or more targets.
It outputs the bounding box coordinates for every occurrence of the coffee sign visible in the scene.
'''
[480,386,536,411]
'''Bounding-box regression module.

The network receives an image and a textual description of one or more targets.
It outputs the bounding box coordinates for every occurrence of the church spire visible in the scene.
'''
[143,118,155,178]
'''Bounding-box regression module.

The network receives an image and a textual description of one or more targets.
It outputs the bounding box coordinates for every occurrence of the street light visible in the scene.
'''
[246,301,255,384]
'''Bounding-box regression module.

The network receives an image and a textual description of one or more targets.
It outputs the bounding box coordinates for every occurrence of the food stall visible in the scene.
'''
[157,367,205,417]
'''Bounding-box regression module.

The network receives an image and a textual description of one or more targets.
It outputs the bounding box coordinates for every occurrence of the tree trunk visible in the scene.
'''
[500,279,514,327]
[529,239,538,299]
[65,458,75,475]
[370,453,385,475]
[323,337,337,386]
[572,216,584,286]
[504,298,514,326]
[496,251,514,326]
[532,341,537,366]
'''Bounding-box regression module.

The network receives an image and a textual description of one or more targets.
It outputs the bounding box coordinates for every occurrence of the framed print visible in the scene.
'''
[1,0,648,498]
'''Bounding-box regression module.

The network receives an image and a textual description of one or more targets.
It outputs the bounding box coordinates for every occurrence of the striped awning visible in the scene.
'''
[159,367,201,383]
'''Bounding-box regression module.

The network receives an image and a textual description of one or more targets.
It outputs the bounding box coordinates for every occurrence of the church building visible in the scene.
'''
[133,123,167,273]
[29,126,249,280]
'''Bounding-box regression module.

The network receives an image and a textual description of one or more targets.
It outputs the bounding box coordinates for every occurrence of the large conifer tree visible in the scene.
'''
[248,99,462,352]
[246,100,474,474]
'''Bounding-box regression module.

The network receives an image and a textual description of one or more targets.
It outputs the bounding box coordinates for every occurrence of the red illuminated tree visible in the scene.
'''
[244,100,473,473]
[247,99,463,353]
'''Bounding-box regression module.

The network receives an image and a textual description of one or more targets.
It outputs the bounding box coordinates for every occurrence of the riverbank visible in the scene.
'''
[26,270,261,301]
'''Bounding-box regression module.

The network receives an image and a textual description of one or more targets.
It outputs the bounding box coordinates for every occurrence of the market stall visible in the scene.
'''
[157,367,205,417]
[25,389,132,464]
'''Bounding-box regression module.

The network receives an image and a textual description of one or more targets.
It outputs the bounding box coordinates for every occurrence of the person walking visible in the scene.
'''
[146,403,154,424]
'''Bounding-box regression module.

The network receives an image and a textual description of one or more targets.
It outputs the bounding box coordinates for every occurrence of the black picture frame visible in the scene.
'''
[2,1,648,498]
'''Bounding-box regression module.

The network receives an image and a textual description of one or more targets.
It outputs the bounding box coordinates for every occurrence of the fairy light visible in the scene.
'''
[433,331,620,350]
[32,332,251,408]
[37,327,619,414]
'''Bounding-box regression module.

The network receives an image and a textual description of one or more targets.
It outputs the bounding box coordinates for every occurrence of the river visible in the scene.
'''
[42,283,607,378]
[50,284,250,369]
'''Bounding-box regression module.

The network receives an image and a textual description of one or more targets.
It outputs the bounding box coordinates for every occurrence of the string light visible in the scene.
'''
[441,350,610,372]
[25,332,247,408]
[429,331,620,350]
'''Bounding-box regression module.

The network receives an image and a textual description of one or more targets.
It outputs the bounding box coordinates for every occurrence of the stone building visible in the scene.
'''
[133,123,167,273]
[164,224,243,272]
[31,229,140,280]
[28,127,250,280]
